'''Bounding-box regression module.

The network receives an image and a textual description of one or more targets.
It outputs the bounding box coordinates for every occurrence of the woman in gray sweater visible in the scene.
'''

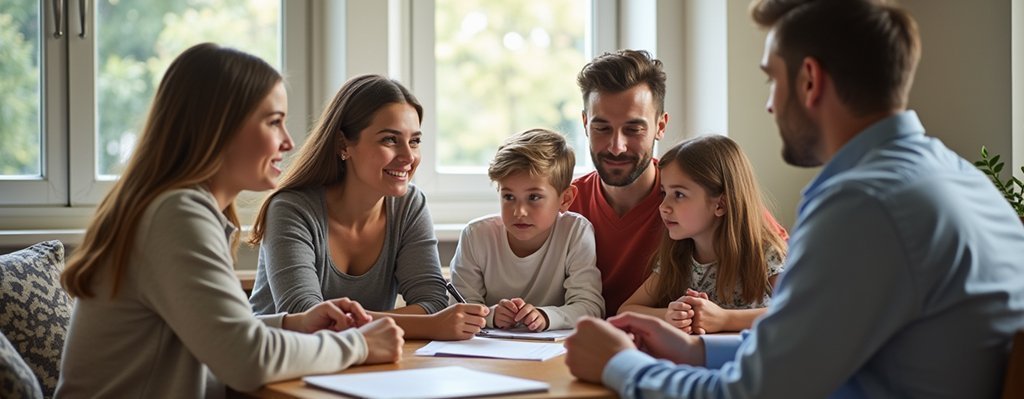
[248,75,489,340]
[57,44,403,398]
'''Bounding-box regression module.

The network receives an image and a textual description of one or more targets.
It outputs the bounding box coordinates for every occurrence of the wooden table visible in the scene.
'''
[238,340,616,398]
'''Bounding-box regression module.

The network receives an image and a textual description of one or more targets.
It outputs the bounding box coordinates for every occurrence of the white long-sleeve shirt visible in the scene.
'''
[450,212,604,330]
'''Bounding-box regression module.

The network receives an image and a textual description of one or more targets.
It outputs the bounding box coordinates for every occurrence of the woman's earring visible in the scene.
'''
[341,153,348,161]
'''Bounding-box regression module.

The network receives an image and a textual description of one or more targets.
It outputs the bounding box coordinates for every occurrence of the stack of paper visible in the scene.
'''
[415,336,566,361]
[304,366,549,399]
[478,328,574,341]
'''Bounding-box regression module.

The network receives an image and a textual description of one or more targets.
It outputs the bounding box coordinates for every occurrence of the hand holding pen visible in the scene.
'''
[437,281,488,340]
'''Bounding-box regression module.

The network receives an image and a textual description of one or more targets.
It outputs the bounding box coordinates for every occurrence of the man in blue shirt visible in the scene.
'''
[564,0,1024,397]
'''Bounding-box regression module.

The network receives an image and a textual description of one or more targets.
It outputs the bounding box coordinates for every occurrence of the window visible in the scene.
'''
[433,0,589,171]
[0,0,41,178]
[410,0,616,222]
[0,0,65,206]
[0,0,306,210]
[93,0,281,178]
[71,0,284,205]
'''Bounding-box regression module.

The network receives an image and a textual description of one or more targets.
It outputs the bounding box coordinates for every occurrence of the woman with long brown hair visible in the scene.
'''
[248,74,489,340]
[57,43,402,398]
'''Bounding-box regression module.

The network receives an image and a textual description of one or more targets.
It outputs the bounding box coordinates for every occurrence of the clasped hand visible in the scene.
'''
[283,297,373,334]
[565,313,704,383]
[666,289,727,334]
[494,298,547,331]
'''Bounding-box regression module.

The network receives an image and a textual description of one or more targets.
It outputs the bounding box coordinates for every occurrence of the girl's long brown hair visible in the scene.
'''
[61,43,281,298]
[248,75,422,245]
[647,135,787,306]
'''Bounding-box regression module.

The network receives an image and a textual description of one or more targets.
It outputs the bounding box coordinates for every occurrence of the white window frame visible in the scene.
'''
[0,0,313,229]
[0,2,68,206]
[405,0,619,224]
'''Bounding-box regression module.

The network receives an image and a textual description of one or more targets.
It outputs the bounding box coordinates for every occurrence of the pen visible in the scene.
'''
[445,281,467,303]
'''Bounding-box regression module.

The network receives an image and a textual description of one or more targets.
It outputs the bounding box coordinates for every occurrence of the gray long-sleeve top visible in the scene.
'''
[249,184,448,315]
[56,187,368,398]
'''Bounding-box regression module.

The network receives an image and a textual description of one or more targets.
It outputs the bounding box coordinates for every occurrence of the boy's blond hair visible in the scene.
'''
[488,128,575,192]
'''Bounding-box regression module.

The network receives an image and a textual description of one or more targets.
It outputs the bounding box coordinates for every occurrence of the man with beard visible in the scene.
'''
[564,0,1024,397]
[570,50,786,316]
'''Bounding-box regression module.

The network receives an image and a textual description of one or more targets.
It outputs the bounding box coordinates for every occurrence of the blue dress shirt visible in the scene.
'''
[603,111,1024,398]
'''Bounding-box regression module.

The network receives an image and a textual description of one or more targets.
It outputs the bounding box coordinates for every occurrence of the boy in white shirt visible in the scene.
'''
[451,128,605,331]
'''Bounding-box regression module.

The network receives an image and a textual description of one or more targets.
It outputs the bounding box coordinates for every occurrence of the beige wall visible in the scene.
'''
[724,1,818,228]
[684,0,1015,229]
[903,0,1012,166]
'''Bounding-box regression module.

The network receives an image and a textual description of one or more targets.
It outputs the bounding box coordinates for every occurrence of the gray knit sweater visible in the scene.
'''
[249,184,448,315]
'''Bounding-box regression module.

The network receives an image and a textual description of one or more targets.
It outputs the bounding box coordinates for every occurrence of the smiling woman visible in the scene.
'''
[56,43,403,398]
[248,74,491,342]
[209,82,293,206]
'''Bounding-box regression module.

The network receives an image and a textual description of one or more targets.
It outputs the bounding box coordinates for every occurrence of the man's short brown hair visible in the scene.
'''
[577,49,667,115]
[488,128,575,193]
[750,0,921,116]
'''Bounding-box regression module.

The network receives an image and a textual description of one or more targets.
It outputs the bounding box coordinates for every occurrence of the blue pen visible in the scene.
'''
[445,281,467,303]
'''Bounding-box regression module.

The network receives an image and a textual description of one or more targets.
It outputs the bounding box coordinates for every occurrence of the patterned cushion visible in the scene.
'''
[0,331,42,399]
[0,241,72,398]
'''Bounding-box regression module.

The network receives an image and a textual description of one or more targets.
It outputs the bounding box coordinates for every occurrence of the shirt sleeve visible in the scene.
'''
[539,217,605,330]
[393,188,449,314]
[259,192,325,313]
[701,333,745,369]
[449,221,496,327]
[603,187,917,398]
[136,191,368,392]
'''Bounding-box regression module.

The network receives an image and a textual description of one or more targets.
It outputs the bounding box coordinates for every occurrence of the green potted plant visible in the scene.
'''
[974,146,1024,224]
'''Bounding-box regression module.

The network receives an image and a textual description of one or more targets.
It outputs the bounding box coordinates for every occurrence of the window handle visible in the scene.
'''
[52,0,64,38]
[78,0,86,38]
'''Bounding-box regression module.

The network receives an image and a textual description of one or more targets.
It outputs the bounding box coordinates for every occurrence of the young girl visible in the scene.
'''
[618,135,787,334]
[57,44,402,397]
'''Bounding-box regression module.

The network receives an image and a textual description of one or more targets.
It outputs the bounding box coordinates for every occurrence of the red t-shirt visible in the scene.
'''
[569,169,665,315]
[570,165,790,316]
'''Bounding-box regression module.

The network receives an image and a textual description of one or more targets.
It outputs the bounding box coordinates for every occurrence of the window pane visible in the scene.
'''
[0,0,42,177]
[435,0,589,172]
[95,0,281,177]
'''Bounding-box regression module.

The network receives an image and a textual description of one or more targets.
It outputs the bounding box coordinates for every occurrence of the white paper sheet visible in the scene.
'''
[303,366,549,399]
[415,336,566,361]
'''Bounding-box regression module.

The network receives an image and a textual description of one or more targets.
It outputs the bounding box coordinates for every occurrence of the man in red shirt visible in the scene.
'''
[570,50,787,315]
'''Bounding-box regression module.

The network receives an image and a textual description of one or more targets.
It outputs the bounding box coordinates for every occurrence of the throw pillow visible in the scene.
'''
[0,240,72,398]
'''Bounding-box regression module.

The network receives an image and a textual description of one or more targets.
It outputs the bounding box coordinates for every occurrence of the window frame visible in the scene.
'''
[406,0,618,224]
[0,2,68,206]
[0,0,312,228]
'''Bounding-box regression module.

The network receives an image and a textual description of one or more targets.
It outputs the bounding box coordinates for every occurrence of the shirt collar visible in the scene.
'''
[802,110,925,199]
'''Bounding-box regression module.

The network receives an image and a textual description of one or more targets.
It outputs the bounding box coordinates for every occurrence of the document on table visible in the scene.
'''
[415,336,566,361]
[477,327,574,341]
[303,366,549,399]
